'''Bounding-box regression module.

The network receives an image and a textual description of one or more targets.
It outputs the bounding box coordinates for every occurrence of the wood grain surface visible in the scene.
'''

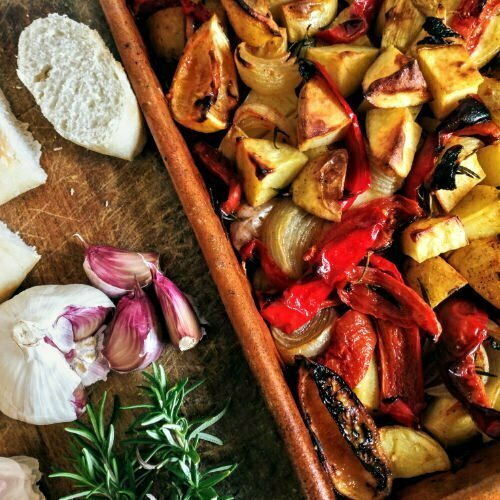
[0,1,301,498]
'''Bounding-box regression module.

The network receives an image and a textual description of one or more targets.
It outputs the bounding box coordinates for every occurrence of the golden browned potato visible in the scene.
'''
[168,16,239,133]
[366,107,421,187]
[297,75,351,151]
[147,7,186,60]
[417,44,484,119]
[479,77,500,126]
[220,0,282,46]
[404,256,467,308]
[292,149,347,221]
[379,0,425,51]
[306,44,379,97]
[235,137,308,206]
[219,125,247,162]
[434,153,485,212]
[353,356,379,411]
[451,185,500,240]
[380,426,451,478]
[478,143,500,186]
[362,46,431,108]
[279,0,338,42]
[448,237,500,308]
[401,216,468,263]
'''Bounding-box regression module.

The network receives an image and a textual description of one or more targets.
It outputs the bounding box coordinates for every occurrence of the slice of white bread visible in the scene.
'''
[17,14,145,161]
[0,89,47,206]
[0,220,41,303]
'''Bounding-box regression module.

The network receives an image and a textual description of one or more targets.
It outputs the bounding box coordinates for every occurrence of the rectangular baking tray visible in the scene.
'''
[99,1,500,497]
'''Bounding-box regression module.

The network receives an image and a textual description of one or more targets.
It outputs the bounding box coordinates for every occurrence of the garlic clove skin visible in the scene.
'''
[0,456,44,500]
[0,285,113,424]
[78,237,160,298]
[55,305,113,343]
[150,265,205,351]
[69,329,110,387]
[103,283,164,372]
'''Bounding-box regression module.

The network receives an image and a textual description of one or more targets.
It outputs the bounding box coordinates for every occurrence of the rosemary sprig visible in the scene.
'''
[51,364,235,499]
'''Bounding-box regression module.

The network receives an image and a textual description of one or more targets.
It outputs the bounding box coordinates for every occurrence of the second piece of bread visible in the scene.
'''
[17,14,145,161]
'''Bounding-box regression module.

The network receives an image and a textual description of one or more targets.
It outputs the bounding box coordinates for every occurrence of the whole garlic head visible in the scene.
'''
[0,456,44,499]
[0,285,114,425]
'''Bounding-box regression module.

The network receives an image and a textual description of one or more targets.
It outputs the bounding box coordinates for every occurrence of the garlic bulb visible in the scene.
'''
[0,285,114,424]
[77,235,160,298]
[0,456,44,500]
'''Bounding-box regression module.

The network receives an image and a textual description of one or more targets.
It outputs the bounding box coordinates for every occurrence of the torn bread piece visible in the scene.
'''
[17,14,145,160]
[0,89,47,206]
[0,221,41,303]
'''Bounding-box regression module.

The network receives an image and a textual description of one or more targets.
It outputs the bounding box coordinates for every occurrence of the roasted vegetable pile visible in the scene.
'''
[134,0,500,496]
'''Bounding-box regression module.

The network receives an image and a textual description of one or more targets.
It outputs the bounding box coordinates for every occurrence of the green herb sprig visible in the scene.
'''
[51,364,236,499]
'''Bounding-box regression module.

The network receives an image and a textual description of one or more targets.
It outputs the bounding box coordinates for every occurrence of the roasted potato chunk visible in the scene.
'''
[479,77,500,126]
[451,185,500,241]
[279,0,338,42]
[401,215,468,263]
[366,107,421,185]
[220,0,282,46]
[305,44,379,97]
[235,137,308,206]
[380,426,451,478]
[478,143,500,186]
[147,7,186,60]
[168,16,239,133]
[292,149,347,221]
[363,46,431,108]
[417,44,484,119]
[379,0,425,51]
[297,75,351,151]
[434,153,485,212]
[448,237,500,309]
[354,355,380,411]
[404,256,467,308]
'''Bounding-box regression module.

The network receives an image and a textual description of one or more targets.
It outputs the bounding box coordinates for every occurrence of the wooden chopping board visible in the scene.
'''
[0,1,301,498]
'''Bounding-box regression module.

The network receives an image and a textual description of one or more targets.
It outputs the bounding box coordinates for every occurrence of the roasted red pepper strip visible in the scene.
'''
[337,266,442,338]
[194,142,242,214]
[260,278,336,334]
[376,321,425,427]
[180,0,211,24]
[403,133,439,202]
[369,254,403,282]
[316,0,382,43]
[321,310,377,388]
[314,196,422,284]
[314,63,371,207]
[131,0,174,16]
[454,121,500,142]
[437,299,500,438]
[240,240,292,290]
[450,0,500,52]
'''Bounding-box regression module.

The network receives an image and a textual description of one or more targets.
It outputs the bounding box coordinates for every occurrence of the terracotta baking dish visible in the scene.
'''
[99,1,500,497]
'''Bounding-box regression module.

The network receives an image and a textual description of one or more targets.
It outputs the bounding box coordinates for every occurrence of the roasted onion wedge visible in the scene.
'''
[272,308,336,364]
[221,0,282,46]
[261,199,327,278]
[235,35,301,96]
[168,15,239,133]
[298,360,392,499]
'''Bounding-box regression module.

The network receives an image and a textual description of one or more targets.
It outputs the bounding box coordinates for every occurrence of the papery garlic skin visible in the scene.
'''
[0,285,113,424]
[0,456,44,500]
[151,266,205,351]
[80,239,160,298]
[103,284,164,372]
